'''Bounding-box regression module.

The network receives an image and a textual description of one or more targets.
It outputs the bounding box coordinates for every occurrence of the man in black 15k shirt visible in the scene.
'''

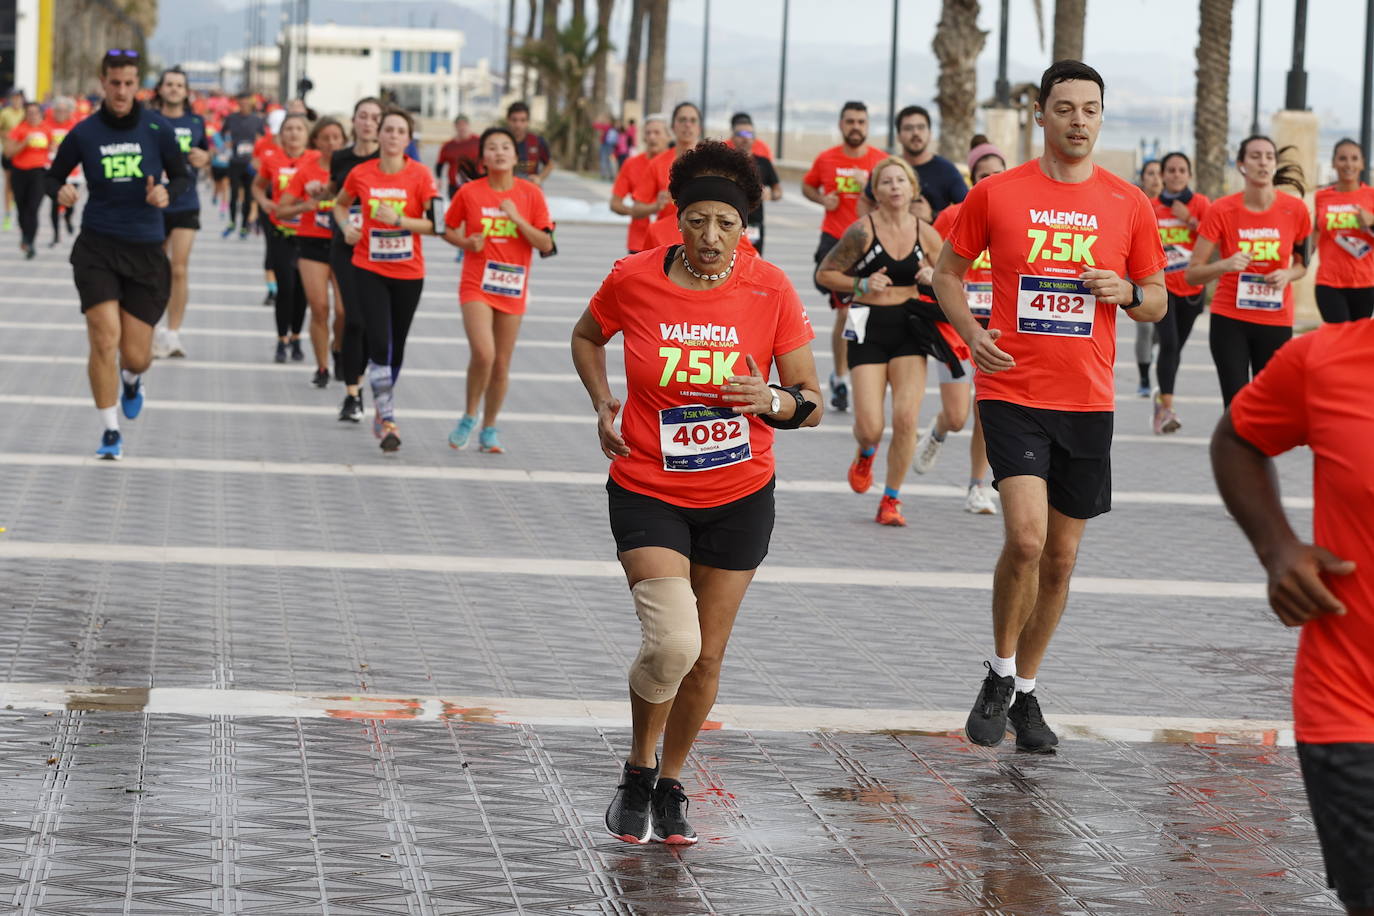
[46,49,189,460]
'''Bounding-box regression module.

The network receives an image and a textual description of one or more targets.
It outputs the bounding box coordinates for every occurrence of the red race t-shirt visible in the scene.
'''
[252,133,278,163]
[7,122,51,170]
[284,154,334,239]
[935,201,993,322]
[1229,321,1374,743]
[645,148,680,224]
[612,152,656,252]
[589,248,814,509]
[803,144,889,239]
[344,157,438,281]
[1152,192,1211,297]
[446,176,553,314]
[1314,184,1374,289]
[945,160,1166,412]
[260,147,317,230]
[751,137,774,161]
[1196,191,1311,327]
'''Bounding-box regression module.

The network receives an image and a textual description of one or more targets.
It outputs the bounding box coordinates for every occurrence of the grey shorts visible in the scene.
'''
[935,357,973,385]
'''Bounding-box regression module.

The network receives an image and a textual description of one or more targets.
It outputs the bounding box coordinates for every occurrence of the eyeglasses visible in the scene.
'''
[104,49,140,59]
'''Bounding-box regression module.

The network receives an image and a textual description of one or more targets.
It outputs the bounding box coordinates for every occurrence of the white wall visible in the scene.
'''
[306,54,379,119]
[14,0,38,97]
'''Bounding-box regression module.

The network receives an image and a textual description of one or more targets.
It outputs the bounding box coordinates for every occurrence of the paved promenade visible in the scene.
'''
[0,174,1338,913]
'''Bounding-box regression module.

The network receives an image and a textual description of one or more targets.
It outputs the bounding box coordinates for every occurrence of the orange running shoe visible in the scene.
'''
[848,448,877,493]
[876,494,906,526]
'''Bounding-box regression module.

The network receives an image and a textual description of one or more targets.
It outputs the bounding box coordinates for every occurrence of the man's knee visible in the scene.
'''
[628,577,701,703]
[1001,524,1047,568]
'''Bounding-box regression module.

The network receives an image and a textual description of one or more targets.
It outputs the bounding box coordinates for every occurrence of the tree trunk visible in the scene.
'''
[1051,0,1086,61]
[644,0,669,114]
[538,0,559,95]
[622,0,645,108]
[932,0,987,161]
[504,0,516,92]
[591,0,614,118]
[572,0,586,21]
[1194,0,1233,200]
[522,0,538,98]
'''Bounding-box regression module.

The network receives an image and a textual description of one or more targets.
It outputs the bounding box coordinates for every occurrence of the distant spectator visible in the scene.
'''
[731,111,773,161]
[506,101,555,186]
[436,114,482,196]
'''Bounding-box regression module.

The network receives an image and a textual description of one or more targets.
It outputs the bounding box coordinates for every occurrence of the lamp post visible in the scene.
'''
[994,0,1010,106]
[886,0,898,150]
[1284,0,1308,110]
[1250,0,1261,134]
[701,0,710,125]
[775,0,788,158]
[1363,0,1373,183]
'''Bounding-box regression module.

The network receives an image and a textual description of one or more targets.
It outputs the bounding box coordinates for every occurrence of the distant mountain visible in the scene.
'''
[151,0,505,67]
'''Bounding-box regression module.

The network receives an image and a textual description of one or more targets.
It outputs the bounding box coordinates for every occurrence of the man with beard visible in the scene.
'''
[862,105,968,223]
[802,101,888,411]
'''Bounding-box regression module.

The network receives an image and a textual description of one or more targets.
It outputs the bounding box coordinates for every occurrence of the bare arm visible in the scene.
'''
[801,181,827,206]
[815,220,871,294]
[1185,235,1248,287]
[934,241,1015,373]
[570,308,629,459]
[276,190,308,220]
[769,184,783,202]
[770,345,823,428]
[251,173,275,215]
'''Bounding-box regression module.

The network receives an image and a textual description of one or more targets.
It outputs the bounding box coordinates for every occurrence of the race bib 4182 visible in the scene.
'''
[1016,275,1095,337]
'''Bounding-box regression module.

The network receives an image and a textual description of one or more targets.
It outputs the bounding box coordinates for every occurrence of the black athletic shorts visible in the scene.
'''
[606,476,775,571]
[847,303,931,366]
[211,164,229,181]
[979,399,1112,519]
[813,231,841,304]
[70,230,170,326]
[296,236,331,264]
[163,209,200,232]
[1297,741,1374,908]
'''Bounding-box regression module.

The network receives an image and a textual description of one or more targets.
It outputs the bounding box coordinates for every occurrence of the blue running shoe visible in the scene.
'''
[96,429,122,460]
[221,224,235,239]
[120,378,144,420]
[479,426,504,454]
[448,414,477,450]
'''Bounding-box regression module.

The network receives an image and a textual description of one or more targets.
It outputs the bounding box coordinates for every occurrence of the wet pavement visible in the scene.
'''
[0,173,1337,914]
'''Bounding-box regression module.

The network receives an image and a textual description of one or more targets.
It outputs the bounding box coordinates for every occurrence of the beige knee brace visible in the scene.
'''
[628,577,701,703]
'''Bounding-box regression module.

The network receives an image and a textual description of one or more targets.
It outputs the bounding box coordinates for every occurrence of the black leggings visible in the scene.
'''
[49,193,71,241]
[1315,284,1374,323]
[227,160,254,229]
[10,166,44,247]
[1155,291,1204,396]
[330,239,368,385]
[1209,312,1292,406]
[265,228,305,338]
[354,268,423,377]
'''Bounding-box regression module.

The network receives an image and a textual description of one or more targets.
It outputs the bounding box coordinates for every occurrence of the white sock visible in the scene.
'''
[989,654,1016,678]
[98,406,119,431]
[120,369,140,386]
[834,373,849,386]
[1014,675,1037,695]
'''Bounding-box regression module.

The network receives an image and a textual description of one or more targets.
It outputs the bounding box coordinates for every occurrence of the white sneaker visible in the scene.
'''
[166,330,186,358]
[965,484,998,515]
[151,327,171,359]
[912,426,945,474]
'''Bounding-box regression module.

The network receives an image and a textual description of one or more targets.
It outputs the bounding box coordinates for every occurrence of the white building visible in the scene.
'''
[219,46,281,97]
[278,23,463,120]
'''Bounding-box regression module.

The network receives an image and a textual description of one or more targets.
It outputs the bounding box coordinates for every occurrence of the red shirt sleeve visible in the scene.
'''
[773,279,815,356]
[1196,199,1226,246]
[1127,192,1169,280]
[1292,197,1312,241]
[803,153,823,189]
[588,265,622,339]
[284,167,307,200]
[945,180,990,261]
[343,166,362,201]
[444,182,468,230]
[932,205,956,239]
[413,166,437,210]
[528,184,552,231]
[1229,330,1315,456]
[612,159,634,197]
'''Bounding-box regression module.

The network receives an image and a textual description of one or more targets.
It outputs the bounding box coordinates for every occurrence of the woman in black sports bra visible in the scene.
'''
[817,156,967,527]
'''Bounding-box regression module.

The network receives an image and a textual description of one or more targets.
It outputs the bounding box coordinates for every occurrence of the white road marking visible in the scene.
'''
[0,452,1311,509]
[0,539,1266,599]
[0,681,1293,746]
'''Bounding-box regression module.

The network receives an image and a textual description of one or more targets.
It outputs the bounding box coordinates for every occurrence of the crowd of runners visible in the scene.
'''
[6,47,1373,912]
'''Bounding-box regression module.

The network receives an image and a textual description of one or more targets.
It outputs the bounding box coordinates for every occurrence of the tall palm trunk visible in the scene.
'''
[522,0,538,97]
[1194,0,1233,200]
[1052,0,1085,61]
[932,0,987,160]
[591,0,615,117]
[622,0,645,108]
[504,0,516,91]
[538,0,559,95]
[644,0,669,114]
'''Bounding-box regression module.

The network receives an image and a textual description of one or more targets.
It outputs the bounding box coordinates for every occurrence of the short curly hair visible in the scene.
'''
[667,140,763,214]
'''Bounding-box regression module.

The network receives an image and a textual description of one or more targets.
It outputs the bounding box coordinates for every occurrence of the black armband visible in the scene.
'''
[1293,236,1311,265]
[761,384,817,430]
[539,227,558,258]
[428,197,444,231]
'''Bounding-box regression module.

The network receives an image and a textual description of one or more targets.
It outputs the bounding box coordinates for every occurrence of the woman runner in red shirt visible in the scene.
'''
[252,113,314,363]
[571,141,822,847]
[443,126,555,454]
[1313,138,1374,323]
[335,108,440,452]
[1149,151,1210,434]
[278,117,348,387]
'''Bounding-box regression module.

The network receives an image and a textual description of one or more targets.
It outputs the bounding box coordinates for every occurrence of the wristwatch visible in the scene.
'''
[1121,283,1143,309]
[768,389,782,416]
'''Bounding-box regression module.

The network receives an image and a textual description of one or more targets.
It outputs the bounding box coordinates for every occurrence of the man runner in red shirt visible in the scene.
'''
[933,60,1167,753]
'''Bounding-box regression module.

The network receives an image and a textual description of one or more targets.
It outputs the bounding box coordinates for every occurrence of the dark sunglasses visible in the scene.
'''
[104,49,140,59]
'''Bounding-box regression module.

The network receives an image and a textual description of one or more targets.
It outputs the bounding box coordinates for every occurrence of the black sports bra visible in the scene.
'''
[851,215,925,287]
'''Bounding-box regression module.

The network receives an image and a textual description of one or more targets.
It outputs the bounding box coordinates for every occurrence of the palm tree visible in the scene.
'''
[644,0,669,114]
[1194,0,1233,199]
[932,0,988,160]
[1052,0,1085,61]
[522,0,538,97]
[622,0,645,109]
[517,14,604,166]
[504,0,517,92]
[591,0,615,118]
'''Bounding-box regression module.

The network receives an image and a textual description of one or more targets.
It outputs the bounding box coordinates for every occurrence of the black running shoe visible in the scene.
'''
[1008,690,1059,754]
[312,368,330,388]
[274,341,288,363]
[339,393,363,422]
[604,760,658,844]
[264,290,276,307]
[290,339,305,362]
[652,778,698,845]
[964,661,1014,747]
[830,377,849,412]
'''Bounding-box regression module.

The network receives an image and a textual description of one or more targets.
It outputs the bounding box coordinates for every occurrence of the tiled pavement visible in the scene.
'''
[0,173,1337,914]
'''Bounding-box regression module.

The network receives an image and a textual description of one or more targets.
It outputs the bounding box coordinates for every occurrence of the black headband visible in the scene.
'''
[675,176,750,225]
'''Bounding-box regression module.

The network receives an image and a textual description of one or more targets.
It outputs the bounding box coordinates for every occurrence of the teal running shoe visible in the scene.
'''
[448,414,477,450]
